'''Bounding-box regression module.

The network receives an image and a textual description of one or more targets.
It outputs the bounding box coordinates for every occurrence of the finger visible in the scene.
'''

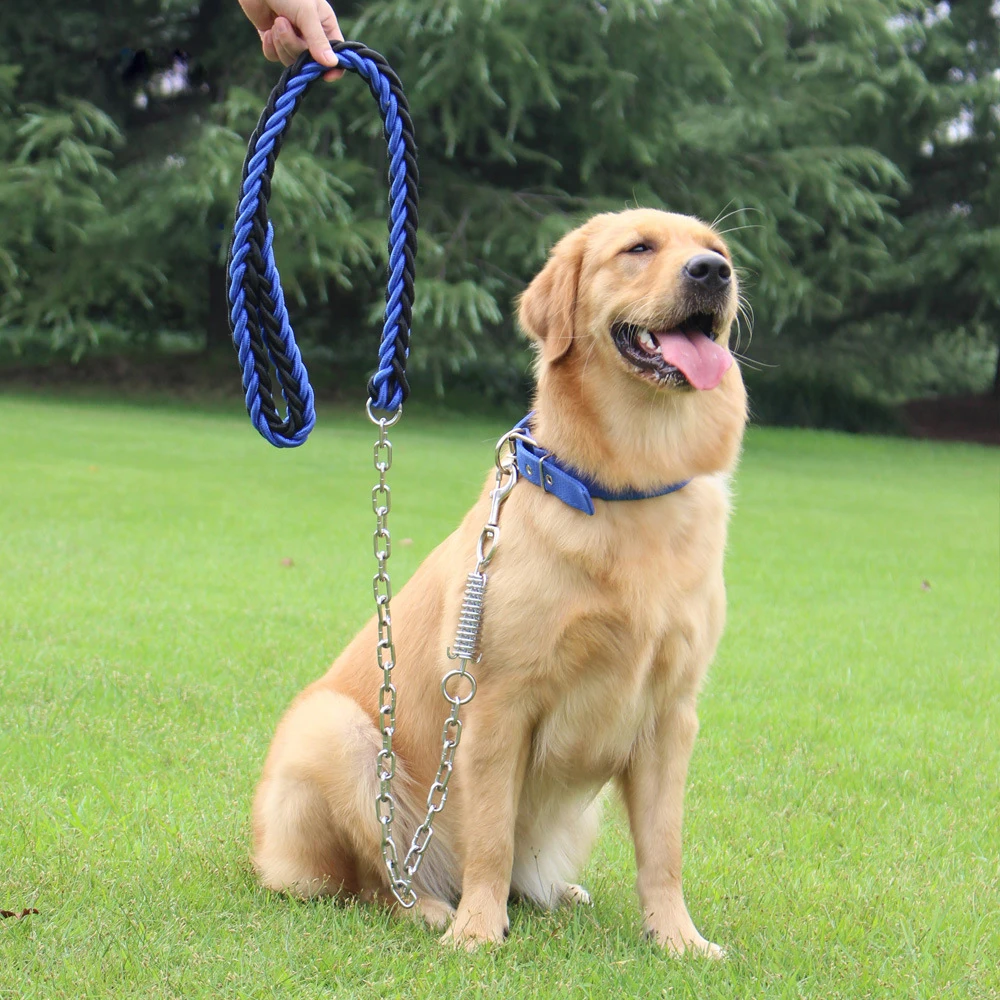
[298,0,339,68]
[272,17,308,67]
[238,0,275,33]
[316,2,345,79]
[259,29,279,63]
[318,2,345,42]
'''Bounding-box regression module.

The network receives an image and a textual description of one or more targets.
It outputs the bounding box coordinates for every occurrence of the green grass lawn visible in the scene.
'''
[1,395,997,999]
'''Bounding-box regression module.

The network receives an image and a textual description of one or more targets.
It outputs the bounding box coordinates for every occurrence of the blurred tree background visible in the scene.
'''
[0,0,996,428]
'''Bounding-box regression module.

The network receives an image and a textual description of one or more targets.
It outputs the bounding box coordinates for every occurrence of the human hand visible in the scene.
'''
[238,0,345,80]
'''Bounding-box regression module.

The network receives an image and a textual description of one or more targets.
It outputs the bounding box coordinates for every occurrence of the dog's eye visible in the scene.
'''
[625,243,653,254]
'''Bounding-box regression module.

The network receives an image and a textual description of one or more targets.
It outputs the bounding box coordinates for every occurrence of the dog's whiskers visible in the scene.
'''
[710,205,763,231]
[710,200,738,230]
[736,296,755,353]
[716,224,763,237]
[730,351,771,373]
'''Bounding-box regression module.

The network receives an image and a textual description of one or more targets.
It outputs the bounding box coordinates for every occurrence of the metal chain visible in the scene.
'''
[367,404,520,908]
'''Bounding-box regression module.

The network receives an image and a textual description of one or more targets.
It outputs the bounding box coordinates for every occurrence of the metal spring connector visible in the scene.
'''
[448,572,487,662]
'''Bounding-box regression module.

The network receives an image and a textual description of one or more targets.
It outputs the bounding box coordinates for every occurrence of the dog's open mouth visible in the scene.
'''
[612,313,733,390]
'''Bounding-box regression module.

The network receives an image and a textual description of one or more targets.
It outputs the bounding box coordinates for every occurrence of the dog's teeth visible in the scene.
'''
[637,329,656,352]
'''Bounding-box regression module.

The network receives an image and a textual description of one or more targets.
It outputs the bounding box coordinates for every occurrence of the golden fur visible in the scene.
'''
[252,208,747,954]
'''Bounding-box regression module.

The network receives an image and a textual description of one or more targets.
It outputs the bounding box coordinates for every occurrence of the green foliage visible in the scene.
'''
[0,83,159,356]
[799,1,1000,400]
[0,1,995,411]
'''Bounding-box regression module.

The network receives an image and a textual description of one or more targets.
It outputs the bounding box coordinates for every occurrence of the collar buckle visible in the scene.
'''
[535,451,555,493]
[522,447,554,492]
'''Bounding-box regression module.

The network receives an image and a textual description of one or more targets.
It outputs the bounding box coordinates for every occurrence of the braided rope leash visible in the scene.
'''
[226,43,419,446]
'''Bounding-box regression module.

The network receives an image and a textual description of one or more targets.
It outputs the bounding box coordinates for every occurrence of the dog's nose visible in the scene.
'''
[683,253,732,292]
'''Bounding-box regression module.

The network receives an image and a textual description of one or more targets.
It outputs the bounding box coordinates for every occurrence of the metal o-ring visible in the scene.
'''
[366,398,403,427]
[441,669,477,705]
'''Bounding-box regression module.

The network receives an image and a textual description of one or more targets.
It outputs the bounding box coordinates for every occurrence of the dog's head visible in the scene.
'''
[518,209,747,483]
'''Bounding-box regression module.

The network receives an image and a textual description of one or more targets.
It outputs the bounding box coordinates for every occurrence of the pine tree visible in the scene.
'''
[835,1,1000,398]
[0,0,994,408]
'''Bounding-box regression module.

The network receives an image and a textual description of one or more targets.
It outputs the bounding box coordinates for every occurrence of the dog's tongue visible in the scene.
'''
[652,329,733,390]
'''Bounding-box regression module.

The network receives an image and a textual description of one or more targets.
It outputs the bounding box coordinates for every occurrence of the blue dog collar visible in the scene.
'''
[508,415,689,516]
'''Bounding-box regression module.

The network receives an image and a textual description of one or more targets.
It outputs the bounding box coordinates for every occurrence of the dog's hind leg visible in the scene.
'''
[252,687,383,899]
[511,794,602,910]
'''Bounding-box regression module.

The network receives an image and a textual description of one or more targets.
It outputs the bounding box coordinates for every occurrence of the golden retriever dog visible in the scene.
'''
[252,208,747,955]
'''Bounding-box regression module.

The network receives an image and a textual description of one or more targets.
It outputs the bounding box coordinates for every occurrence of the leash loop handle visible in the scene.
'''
[227,42,419,447]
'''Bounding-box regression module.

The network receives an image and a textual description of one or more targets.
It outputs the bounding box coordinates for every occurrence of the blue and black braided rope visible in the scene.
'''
[227,42,419,447]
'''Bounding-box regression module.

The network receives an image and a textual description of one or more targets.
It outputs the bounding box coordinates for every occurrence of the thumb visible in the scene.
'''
[300,2,339,68]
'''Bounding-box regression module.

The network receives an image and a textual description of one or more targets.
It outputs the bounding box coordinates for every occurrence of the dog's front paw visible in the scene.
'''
[441,908,509,951]
[643,902,725,959]
[644,924,725,960]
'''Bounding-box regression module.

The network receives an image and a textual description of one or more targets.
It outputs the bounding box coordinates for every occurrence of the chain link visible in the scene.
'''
[367,402,520,908]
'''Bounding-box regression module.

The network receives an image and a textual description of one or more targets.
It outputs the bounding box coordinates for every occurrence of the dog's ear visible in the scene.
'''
[517,229,587,364]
